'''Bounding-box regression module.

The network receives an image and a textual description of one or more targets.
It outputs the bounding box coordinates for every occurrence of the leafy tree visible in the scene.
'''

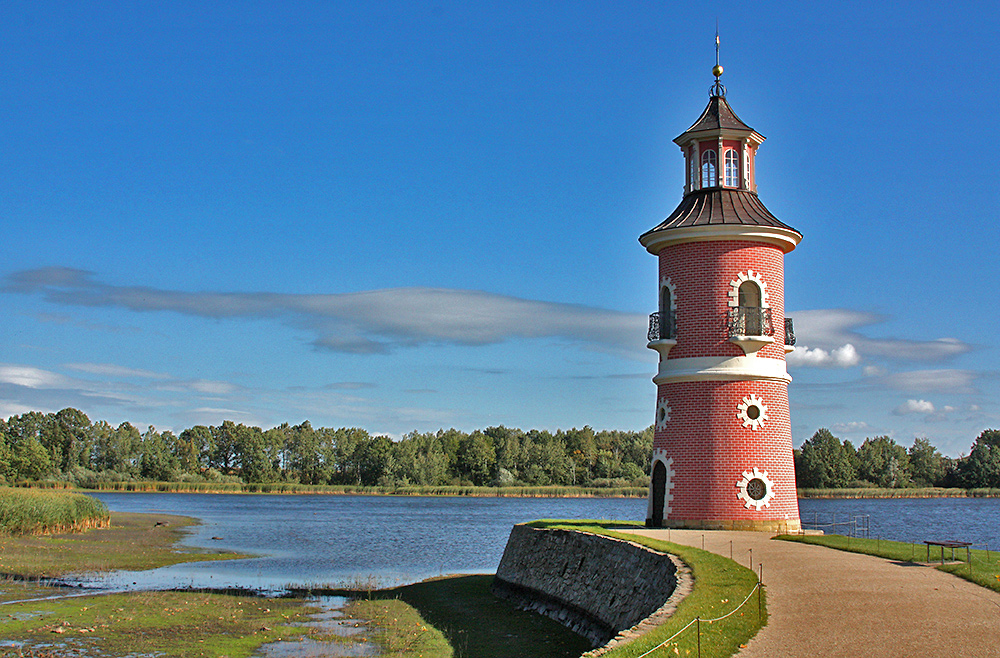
[209,421,239,472]
[139,426,177,481]
[856,436,910,487]
[456,431,497,486]
[795,429,857,488]
[909,437,945,487]
[958,429,1000,488]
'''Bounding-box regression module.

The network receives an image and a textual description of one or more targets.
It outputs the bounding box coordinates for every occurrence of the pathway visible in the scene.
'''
[625,529,1000,658]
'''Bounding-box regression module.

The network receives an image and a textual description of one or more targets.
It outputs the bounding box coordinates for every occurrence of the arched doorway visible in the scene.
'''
[650,460,667,527]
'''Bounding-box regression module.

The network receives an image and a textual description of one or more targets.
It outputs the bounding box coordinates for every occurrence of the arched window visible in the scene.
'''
[738,281,762,335]
[660,287,675,339]
[725,148,739,187]
[701,149,717,188]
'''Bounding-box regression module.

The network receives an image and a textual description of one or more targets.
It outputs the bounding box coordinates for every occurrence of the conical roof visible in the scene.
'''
[675,95,757,143]
[642,188,799,234]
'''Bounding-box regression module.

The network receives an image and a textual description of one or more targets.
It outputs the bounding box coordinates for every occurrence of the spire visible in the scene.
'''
[711,28,726,98]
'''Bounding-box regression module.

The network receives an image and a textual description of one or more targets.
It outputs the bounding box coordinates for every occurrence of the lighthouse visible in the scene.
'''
[641,57,802,532]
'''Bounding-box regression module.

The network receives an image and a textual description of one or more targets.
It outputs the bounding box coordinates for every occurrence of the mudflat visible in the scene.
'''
[626,528,1000,658]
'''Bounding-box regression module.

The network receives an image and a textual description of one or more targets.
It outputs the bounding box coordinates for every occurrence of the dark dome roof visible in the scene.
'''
[642,188,800,235]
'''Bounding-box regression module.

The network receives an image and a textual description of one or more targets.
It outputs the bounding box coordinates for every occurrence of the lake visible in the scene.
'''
[81,493,1000,593]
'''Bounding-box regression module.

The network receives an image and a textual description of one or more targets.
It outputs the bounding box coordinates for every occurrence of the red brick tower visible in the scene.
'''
[641,59,802,532]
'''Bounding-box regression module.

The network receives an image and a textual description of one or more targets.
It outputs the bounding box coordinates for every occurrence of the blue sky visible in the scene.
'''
[2,1,998,456]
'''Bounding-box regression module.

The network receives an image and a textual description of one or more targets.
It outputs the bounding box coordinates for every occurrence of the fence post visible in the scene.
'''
[697,617,701,658]
[758,564,763,621]
[748,548,753,570]
[730,540,733,560]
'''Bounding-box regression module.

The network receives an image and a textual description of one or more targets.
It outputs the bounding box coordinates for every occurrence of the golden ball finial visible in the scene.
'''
[713,64,724,78]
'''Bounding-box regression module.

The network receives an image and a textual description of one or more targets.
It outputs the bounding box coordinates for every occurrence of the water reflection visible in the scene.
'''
[82,493,646,592]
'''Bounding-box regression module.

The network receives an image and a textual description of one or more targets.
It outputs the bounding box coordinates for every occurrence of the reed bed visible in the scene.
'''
[0,487,110,535]
[68,480,647,497]
[798,487,1000,498]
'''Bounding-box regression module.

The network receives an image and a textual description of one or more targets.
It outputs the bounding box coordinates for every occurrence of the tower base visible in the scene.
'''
[645,517,801,534]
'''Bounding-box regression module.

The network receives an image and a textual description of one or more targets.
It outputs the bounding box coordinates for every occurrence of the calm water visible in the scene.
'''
[78,493,1000,593]
[84,493,646,591]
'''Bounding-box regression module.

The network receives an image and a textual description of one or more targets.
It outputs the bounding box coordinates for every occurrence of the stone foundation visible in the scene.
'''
[492,524,690,649]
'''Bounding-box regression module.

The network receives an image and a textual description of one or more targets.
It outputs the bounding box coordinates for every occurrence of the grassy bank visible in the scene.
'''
[777,533,1000,595]
[797,486,1000,498]
[0,590,314,658]
[319,520,766,658]
[62,480,647,497]
[0,487,109,535]
[0,511,247,580]
[533,521,765,658]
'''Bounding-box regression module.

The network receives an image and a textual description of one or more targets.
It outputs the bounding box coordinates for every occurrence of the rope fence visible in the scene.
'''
[634,564,763,658]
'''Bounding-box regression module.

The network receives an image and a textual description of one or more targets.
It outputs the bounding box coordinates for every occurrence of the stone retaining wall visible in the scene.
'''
[492,524,684,647]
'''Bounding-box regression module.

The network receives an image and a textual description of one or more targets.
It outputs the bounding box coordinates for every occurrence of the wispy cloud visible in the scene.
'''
[64,363,171,379]
[791,309,970,363]
[6,268,647,356]
[881,369,976,394]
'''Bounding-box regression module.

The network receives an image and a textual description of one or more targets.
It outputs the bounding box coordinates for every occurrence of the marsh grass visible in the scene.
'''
[0,487,109,535]
[344,598,452,657]
[64,480,646,497]
[777,533,1000,595]
[0,512,247,579]
[797,487,1000,498]
[0,589,313,658]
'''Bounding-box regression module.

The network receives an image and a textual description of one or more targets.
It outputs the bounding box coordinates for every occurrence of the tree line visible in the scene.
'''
[0,408,652,488]
[794,428,1000,489]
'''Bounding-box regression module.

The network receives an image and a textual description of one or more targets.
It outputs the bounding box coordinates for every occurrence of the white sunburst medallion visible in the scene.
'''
[655,397,672,431]
[736,467,776,511]
[737,394,768,430]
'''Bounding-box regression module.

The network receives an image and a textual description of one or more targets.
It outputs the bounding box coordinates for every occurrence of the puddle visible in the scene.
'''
[253,595,377,658]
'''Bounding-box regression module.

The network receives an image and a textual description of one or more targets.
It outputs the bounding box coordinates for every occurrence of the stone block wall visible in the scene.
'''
[492,524,681,647]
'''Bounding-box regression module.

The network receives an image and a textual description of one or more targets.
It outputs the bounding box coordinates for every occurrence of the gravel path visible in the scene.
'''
[625,528,1000,658]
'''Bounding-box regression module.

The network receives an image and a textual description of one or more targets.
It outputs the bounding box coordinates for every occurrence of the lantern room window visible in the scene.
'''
[701,150,717,187]
[725,148,739,187]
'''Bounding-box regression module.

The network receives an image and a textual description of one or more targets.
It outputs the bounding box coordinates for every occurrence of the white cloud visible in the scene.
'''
[6,268,646,356]
[791,309,970,362]
[894,399,936,415]
[881,369,976,394]
[64,363,170,379]
[830,421,870,433]
[787,343,860,368]
[0,365,71,389]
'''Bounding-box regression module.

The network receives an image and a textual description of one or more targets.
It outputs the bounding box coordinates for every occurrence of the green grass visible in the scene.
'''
[313,575,592,658]
[344,597,453,658]
[317,520,766,658]
[0,589,314,658]
[0,487,109,535]
[0,511,247,579]
[776,534,1000,594]
[530,521,765,658]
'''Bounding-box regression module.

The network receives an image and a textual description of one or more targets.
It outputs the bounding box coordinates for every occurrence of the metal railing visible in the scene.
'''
[727,306,773,338]
[800,513,870,539]
[784,317,796,346]
[648,311,677,341]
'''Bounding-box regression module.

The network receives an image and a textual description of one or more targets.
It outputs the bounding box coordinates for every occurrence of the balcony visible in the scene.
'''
[647,311,677,358]
[727,306,774,356]
[648,311,677,342]
[784,317,796,346]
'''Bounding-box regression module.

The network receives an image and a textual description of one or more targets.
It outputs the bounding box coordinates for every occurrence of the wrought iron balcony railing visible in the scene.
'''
[784,317,796,346]
[727,306,773,338]
[648,311,677,341]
